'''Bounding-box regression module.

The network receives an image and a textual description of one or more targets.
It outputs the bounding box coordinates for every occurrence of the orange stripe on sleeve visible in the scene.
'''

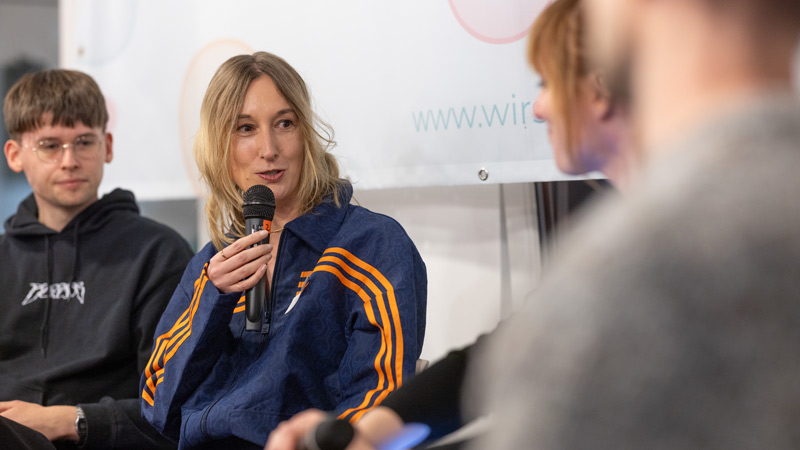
[161,271,208,360]
[320,256,397,392]
[328,248,405,387]
[144,279,200,382]
[147,269,208,372]
[144,303,192,380]
[313,264,390,422]
[142,389,154,407]
[141,266,210,403]
[316,252,405,422]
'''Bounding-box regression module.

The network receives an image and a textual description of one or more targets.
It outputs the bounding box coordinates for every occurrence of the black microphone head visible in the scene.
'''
[312,419,355,450]
[242,185,276,219]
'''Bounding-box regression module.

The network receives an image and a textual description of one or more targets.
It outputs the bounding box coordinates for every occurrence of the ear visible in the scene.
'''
[588,73,615,122]
[104,132,114,163]
[4,139,24,173]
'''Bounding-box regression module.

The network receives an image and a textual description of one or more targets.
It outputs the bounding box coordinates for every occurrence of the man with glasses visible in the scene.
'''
[0,69,192,449]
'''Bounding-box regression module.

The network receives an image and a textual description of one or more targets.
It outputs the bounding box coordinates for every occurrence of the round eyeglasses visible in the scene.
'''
[23,135,103,163]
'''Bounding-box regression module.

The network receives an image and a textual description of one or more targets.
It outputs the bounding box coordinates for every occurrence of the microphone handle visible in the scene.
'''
[245,217,270,332]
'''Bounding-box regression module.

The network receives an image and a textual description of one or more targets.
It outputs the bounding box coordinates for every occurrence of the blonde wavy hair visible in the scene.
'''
[195,52,343,250]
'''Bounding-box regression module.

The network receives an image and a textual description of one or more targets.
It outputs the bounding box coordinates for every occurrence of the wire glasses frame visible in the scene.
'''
[21,135,104,163]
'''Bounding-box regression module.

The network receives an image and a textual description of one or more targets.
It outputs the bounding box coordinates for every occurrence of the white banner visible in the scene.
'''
[59,0,582,201]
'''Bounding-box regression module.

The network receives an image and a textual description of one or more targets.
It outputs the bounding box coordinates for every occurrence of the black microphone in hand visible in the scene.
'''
[299,417,355,450]
[242,185,275,332]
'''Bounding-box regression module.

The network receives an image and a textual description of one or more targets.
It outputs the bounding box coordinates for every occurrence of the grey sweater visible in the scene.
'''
[469,95,800,450]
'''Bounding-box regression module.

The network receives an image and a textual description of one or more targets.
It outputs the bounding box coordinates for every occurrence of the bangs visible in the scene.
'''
[4,70,108,139]
[528,0,574,79]
[529,31,562,85]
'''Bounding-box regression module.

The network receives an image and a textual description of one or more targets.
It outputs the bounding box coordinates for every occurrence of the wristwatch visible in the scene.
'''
[74,405,87,447]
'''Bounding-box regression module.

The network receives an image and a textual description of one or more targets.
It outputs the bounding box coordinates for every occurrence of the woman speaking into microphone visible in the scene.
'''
[140,52,427,450]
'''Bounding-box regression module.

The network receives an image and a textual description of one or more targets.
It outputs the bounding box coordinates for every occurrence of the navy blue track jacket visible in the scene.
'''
[140,184,427,449]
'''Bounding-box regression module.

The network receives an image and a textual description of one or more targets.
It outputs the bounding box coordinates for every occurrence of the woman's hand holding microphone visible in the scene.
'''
[207,230,272,293]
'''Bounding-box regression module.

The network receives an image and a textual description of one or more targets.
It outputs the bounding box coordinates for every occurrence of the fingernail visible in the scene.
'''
[260,230,269,236]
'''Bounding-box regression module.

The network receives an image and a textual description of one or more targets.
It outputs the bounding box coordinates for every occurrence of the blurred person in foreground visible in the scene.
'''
[264,0,635,447]
[473,0,800,449]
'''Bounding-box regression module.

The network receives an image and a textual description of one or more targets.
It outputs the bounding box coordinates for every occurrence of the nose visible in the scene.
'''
[59,145,80,168]
[533,97,547,123]
[533,89,550,123]
[257,132,278,160]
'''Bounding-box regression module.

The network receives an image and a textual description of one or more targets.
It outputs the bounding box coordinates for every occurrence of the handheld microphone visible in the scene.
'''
[298,417,354,450]
[242,185,275,332]
[298,417,430,450]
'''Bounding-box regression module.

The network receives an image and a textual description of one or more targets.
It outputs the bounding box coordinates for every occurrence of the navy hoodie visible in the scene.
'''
[0,189,193,449]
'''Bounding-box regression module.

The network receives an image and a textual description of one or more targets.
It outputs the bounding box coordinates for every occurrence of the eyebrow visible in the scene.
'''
[38,133,96,141]
[236,109,296,121]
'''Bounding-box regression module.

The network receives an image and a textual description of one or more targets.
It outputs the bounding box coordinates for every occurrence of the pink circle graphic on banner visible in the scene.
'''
[449,0,550,44]
[179,39,254,196]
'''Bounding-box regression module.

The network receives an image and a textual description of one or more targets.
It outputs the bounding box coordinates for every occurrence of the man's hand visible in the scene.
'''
[0,400,79,441]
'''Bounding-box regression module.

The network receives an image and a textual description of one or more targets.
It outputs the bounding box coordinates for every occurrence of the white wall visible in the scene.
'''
[353,183,541,362]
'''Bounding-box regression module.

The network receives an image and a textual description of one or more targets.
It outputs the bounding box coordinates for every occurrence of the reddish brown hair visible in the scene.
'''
[527,0,587,163]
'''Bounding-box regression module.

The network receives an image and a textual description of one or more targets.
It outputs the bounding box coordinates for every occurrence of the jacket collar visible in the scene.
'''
[284,182,353,254]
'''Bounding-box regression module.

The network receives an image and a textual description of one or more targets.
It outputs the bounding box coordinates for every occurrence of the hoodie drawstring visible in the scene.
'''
[39,220,80,357]
[40,234,52,357]
[69,221,80,282]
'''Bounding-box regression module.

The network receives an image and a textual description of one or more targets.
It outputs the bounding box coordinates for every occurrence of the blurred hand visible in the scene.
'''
[265,409,327,450]
[265,407,406,450]
[0,400,78,441]
[207,230,272,294]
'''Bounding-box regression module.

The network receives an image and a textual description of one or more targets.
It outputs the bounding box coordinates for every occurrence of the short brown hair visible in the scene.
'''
[3,69,108,140]
[527,0,586,163]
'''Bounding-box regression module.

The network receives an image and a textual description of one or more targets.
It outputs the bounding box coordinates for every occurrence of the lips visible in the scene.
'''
[258,170,285,183]
[56,179,87,189]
